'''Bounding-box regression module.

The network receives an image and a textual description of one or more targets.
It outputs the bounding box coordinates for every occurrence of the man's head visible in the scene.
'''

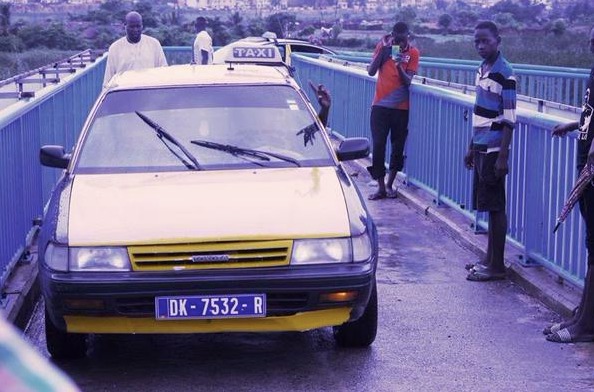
[474,21,501,61]
[391,22,409,47]
[125,11,143,44]
[195,17,207,33]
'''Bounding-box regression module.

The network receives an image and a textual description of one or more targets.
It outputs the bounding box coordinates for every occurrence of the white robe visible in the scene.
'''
[103,34,168,86]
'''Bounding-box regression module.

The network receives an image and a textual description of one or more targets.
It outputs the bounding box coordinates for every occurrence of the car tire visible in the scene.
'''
[45,308,87,359]
[333,284,378,348]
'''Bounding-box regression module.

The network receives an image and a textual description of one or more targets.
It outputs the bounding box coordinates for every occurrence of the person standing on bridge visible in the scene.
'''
[464,21,516,282]
[366,22,420,200]
[103,11,168,86]
[547,26,594,343]
[193,16,213,65]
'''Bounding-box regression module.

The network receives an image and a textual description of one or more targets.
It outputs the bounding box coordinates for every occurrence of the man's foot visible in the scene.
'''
[546,326,594,343]
[368,191,386,200]
[386,189,398,199]
[542,306,580,335]
[466,264,506,282]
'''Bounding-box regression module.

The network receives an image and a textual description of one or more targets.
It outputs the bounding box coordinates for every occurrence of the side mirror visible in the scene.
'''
[335,137,370,161]
[40,145,70,169]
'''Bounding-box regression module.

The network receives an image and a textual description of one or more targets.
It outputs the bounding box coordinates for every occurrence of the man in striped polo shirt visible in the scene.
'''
[464,21,517,282]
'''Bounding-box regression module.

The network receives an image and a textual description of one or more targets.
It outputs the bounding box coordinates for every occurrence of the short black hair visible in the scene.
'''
[475,21,499,37]
[195,16,206,26]
[392,22,409,35]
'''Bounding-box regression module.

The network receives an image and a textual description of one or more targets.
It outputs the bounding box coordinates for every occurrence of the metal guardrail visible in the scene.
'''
[0,51,107,292]
[293,53,585,288]
[0,50,103,103]
[332,52,590,107]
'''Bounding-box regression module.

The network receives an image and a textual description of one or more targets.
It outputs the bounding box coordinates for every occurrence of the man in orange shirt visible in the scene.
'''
[367,22,420,200]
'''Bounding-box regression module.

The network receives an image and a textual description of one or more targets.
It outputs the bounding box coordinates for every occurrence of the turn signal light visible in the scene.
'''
[320,291,358,303]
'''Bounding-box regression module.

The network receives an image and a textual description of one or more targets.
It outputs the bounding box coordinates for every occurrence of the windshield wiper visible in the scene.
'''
[190,139,301,167]
[135,111,201,170]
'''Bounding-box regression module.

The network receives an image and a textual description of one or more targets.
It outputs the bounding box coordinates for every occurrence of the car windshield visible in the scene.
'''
[75,85,333,173]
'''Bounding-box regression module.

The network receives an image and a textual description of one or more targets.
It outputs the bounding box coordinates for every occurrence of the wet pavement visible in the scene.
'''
[20,159,594,391]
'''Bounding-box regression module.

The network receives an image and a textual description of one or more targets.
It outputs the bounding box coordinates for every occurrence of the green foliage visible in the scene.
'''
[265,12,297,38]
[207,17,231,46]
[0,2,11,35]
[438,14,453,31]
[0,49,75,80]
[415,30,593,68]
[489,0,545,24]
[394,6,416,25]
[17,22,84,50]
[550,18,566,36]
[247,18,266,37]
[0,34,23,52]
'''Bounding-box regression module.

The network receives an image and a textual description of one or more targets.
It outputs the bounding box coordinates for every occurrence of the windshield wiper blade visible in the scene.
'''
[135,111,201,170]
[190,139,301,167]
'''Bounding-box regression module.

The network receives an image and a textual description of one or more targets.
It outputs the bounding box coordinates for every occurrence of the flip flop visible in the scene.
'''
[543,323,563,335]
[368,191,386,200]
[546,328,594,343]
[386,189,398,199]
[466,268,506,282]
[465,262,487,271]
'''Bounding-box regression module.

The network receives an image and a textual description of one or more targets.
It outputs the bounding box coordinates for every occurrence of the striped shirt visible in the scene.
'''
[472,52,517,152]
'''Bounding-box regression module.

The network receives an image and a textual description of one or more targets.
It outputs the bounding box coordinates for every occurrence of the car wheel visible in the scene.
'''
[333,284,378,348]
[45,308,87,359]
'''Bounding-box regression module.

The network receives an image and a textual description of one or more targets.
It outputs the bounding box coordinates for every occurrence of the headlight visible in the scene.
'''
[291,238,351,265]
[69,247,131,271]
[352,230,373,262]
[44,243,69,272]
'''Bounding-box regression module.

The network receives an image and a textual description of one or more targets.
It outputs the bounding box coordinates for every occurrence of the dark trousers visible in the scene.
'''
[368,106,409,180]
[579,182,594,265]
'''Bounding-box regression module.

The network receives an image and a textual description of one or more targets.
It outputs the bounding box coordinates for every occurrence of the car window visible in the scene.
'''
[290,44,328,55]
[75,85,333,173]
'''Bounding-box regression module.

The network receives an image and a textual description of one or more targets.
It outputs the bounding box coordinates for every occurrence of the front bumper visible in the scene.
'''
[41,263,375,334]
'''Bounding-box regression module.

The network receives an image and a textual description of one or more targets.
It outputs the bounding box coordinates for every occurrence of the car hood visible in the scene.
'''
[67,167,351,246]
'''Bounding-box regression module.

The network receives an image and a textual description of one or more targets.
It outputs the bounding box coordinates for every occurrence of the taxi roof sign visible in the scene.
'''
[213,42,284,65]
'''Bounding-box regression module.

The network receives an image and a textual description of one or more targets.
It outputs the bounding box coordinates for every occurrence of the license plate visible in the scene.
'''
[155,294,266,320]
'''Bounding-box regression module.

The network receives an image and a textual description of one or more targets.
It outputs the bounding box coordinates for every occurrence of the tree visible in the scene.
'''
[0,2,10,35]
[550,18,566,36]
[227,12,246,40]
[455,10,478,29]
[394,6,416,26]
[265,12,296,38]
[438,13,453,33]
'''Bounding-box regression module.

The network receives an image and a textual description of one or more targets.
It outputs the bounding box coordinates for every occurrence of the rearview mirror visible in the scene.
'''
[335,138,370,161]
[40,145,70,169]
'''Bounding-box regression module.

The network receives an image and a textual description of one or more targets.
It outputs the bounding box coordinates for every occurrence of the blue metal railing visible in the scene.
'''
[0,46,587,292]
[293,53,584,287]
[0,54,106,289]
[332,52,590,107]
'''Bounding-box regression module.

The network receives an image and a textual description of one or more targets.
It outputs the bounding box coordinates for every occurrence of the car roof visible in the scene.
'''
[105,64,295,91]
[233,36,336,53]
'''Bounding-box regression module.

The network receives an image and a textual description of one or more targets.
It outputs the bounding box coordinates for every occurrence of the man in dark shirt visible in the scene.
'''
[548,26,594,343]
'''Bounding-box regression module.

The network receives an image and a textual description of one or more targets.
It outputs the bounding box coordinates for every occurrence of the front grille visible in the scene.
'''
[128,240,293,271]
[114,292,310,317]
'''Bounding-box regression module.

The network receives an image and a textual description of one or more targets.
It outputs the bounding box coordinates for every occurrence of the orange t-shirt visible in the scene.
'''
[371,42,420,110]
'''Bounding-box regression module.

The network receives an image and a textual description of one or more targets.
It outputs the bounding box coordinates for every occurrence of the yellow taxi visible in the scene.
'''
[38,44,378,359]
